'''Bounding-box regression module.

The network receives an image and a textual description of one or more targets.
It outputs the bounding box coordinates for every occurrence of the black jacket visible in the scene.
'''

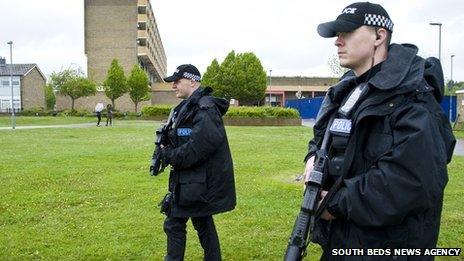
[162,87,236,218]
[307,44,456,259]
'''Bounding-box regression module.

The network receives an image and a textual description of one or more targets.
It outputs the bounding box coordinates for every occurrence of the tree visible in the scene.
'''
[127,65,150,112]
[328,54,349,78]
[60,76,96,110]
[218,50,238,100]
[232,52,267,105]
[202,58,221,90]
[49,67,84,92]
[44,84,56,110]
[103,59,127,109]
[203,50,267,105]
[445,80,464,96]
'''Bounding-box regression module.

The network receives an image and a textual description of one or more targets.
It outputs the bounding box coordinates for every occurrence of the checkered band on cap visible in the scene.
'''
[364,14,394,32]
[182,72,201,82]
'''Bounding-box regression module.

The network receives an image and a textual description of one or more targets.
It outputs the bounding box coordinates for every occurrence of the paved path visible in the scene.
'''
[454,139,464,156]
[0,123,95,130]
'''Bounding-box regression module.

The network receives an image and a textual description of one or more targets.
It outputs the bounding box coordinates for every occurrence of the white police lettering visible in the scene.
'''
[341,7,357,14]
[330,118,352,134]
[177,128,192,137]
[339,85,364,115]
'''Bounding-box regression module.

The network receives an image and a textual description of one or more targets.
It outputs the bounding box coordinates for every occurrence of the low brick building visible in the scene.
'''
[151,76,338,107]
[0,57,46,112]
[263,76,337,106]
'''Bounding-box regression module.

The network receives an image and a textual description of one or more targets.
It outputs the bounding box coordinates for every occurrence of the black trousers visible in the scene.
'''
[96,112,101,126]
[164,215,221,261]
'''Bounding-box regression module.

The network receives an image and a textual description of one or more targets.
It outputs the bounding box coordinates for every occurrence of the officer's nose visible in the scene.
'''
[335,35,344,47]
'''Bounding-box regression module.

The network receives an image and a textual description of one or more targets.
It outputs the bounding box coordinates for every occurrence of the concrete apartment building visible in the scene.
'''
[57,0,167,112]
[0,57,46,113]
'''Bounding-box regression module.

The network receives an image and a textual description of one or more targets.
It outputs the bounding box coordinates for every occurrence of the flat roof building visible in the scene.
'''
[62,0,168,112]
[84,0,167,85]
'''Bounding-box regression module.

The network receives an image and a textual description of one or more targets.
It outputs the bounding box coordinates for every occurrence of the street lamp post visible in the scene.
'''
[429,22,442,60]
[450,54,455,122]
[7,41,15,129]
[269,69,272,106]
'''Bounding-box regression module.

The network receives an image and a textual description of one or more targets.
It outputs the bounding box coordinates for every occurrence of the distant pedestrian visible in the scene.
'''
[106,104,113,126]
[95,102,104,127]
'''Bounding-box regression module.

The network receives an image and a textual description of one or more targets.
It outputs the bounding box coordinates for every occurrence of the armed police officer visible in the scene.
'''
[304,2,456,259]
[159,64,236,261]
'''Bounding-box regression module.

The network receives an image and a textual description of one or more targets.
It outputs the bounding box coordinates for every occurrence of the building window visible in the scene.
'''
[138,22,146,30]
[2,81,9,86]
[138,6,147,14]
[137,38,147,46]
[0,99,19,112]
[1,99,10,110]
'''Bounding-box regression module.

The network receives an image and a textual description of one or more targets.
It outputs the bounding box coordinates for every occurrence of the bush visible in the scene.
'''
[138,105,300,119]
[141,105,173,117]
[225,106,299,118]
[57,109,93,117]
[20,107,48,116]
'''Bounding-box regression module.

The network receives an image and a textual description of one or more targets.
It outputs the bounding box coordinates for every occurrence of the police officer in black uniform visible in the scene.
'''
[160,64,236,261]
[304,2,456,260]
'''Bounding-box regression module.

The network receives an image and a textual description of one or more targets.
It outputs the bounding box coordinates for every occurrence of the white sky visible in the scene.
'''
[0,0,463,82]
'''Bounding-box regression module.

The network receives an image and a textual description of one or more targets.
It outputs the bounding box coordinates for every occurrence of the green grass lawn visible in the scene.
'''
[0,121,462,260]
[453,130,464,139]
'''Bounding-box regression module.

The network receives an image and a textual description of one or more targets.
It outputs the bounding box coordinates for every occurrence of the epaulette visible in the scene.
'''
[198,96,214,110]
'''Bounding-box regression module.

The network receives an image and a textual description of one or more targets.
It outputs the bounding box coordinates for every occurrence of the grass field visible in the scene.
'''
[0,118,462,260]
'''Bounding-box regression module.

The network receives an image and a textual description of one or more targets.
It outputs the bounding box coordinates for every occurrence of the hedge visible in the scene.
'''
[140,105,300,119]
[225,106,300,118]
[19,105,300,119]
[141,105,173,117]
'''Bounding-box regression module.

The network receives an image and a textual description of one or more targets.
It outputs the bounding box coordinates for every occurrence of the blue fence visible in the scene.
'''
[286,97,324,119]
[440,96,457,122]
[286,96,457,121]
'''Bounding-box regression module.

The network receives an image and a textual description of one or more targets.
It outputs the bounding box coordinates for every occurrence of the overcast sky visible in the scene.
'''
[1,0,463,82]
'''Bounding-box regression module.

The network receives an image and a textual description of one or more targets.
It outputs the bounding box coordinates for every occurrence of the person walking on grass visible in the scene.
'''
[94,102,104,127]
[106,104,113,126]
[158,64,236,261]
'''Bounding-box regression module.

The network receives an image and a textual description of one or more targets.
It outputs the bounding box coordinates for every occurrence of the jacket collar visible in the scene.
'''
[369,43,421,91]
[186,86,213,107]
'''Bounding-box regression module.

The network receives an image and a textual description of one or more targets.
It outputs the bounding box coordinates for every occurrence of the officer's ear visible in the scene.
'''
[189,79,196,87]
[374,28,387,47]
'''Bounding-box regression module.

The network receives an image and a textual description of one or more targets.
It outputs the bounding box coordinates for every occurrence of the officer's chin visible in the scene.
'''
[176,93,186,99]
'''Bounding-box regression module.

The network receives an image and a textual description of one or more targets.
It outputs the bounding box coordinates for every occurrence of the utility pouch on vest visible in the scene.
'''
[158,192,172,215]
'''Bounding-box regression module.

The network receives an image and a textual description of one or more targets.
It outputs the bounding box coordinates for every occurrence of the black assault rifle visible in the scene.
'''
[150,109,175,176]
[284,116,335,261]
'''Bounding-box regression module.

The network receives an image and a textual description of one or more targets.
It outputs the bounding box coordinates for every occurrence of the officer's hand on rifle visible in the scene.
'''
[318,191,336,221]
[304,156,315,183]
[304,156,336,221]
